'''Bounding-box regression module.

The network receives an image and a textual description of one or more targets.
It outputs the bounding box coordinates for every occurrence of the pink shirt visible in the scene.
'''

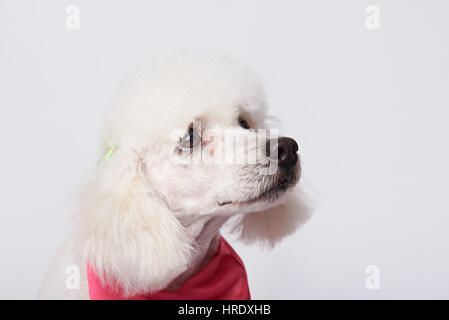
[87,237,251,300]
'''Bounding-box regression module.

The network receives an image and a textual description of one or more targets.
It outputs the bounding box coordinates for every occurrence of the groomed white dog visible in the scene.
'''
[39,54,311,300]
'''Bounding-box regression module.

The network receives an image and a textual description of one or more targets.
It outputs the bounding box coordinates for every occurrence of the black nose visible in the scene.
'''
[266,137,299,170]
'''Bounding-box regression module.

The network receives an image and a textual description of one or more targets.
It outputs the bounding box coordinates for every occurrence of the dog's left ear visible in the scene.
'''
[76,145,193,296]
[230,188,312,248]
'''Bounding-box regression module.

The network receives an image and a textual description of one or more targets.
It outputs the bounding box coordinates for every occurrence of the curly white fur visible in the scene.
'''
[38,54,311,299]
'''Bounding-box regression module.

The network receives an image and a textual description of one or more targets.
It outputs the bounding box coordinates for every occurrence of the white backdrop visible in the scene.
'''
[1,0,449,299]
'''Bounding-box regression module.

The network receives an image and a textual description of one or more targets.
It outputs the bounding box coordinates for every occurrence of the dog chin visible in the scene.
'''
[217,188,291,215]
[219,167,300,209]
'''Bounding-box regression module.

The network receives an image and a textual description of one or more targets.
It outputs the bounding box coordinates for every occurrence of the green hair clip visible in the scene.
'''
[97,145,118,165]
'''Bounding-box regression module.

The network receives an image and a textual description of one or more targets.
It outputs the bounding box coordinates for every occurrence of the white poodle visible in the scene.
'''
[38,54,311,299]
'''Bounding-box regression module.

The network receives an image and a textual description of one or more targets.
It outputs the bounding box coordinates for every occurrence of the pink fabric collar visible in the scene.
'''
[87,237,251,300]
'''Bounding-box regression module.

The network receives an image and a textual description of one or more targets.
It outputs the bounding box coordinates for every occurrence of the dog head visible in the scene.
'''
[78,55,311,296]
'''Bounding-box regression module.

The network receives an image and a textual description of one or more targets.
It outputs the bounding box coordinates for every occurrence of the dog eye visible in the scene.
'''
[239,118,250,129]
[179,128,201,150]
